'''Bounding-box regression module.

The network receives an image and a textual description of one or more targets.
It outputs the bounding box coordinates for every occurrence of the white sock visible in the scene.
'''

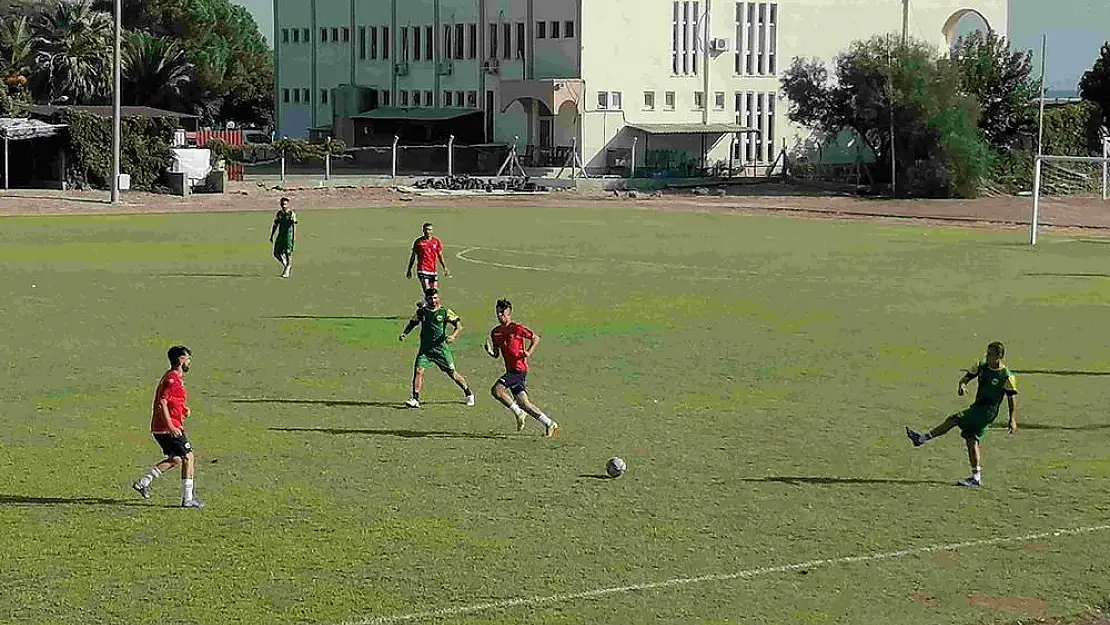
[182,478,195,502]
[507,402,525,417]
[972,467,982,479]
[535,413,554,427]
[138,466,162,487]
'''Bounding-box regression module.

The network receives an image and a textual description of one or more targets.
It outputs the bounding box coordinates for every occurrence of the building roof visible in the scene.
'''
[29,105,198,119]
[627,122,759,135]
[0,117,67,140]
[351,107,482,122]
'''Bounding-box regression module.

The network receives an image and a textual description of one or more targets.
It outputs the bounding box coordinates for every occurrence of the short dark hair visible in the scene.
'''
[422,222,433,229]
[424,288,438,298]
[988,341,1005,357]
[496,298,512,312]
[167,345,191,366]
[280,197,290,205]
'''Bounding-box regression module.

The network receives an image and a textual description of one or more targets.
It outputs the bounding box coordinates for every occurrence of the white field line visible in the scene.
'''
[342,523,1110,625]
[453,247,552,272]
[454,246,745,279]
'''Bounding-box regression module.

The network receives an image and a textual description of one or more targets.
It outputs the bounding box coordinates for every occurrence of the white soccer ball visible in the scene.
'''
[606,456,626,478]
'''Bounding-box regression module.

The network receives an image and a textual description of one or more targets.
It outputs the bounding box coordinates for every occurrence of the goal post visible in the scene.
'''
[1030,153,1110,245]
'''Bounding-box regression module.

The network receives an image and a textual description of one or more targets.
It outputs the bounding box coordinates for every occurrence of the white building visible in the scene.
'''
[274,0,1007,174]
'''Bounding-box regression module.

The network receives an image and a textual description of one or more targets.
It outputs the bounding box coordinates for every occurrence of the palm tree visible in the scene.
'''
[0,14,34,87]
[32,0,114,104]
[122,30,193,111]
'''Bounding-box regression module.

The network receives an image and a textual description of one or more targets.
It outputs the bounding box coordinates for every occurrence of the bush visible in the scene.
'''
[57,110,176,190]
[931,107,995,198]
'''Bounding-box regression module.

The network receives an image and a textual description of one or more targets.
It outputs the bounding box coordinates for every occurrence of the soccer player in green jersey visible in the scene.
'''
[399,288,475,408]
[906,341,1019,487]
[270,197,297,278]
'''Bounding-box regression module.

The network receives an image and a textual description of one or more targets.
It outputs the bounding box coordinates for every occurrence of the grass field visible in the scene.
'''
[1,204,1109,625]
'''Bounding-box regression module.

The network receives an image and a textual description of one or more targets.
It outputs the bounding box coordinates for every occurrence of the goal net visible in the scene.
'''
[1030,150,1110,244]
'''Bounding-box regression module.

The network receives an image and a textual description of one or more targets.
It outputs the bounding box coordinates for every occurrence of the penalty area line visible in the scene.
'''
[455,247,552,272]
[342,523,1110,625]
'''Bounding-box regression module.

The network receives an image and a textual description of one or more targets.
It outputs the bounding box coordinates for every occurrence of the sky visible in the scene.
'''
[237,0,1108,95]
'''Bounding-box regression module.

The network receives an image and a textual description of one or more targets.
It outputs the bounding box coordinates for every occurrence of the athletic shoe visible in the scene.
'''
[957,477,982,488]
[405,398,420,408]
[181,498,205,509]
[515,413,526,431]
[132,481,151,500]
[543,421,559,438]
[906,426,926,447]
[465,394,475,407]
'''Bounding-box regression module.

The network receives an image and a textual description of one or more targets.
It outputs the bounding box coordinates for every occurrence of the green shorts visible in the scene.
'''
[273,238,294,257]
[954,404,1000,441]
[415,346,455,372]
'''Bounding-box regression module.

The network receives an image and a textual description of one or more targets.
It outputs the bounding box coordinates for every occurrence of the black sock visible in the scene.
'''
[463,388,472,397]
[412,391,420,400]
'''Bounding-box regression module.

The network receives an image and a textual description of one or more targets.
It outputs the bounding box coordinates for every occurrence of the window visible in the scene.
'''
[400,90,409,106]
[425,25,433,61]
[383,27,390,59]
[413,27,421,60]
[425,90,434,106]
[282,28,289,44]
[330,27,339,42]
[455,24,465,59]
[371,26,378,59]
[320,27,328,43]
[468,24,478,59]
[282,88,290,103]
[672,1,700,75]
[597,91,609,110]
[467,91,478,107]
[611,91,622,110]
[536,21,546,39]
[516,22,525,59]
[644,91,655,110]
[489,23,498,59]
[292,28,299,43]
[595,92,623,112]
[302,88,310,103]
[413,90,421,106]
[444,25,452,59]
[564,21,575,37]
[301,28,309,42]
[382,90,391,106]
[693,91,705,109]
[342,27,350,43]
[734,91,776,162]
[503,23,511,60]
[456,90,465,106]
[293,88,300,103]
[551,20,560,38]
[445,91,453,106]
[664,91,675,110]
[402,27,409,60]
[735,2,778,76]
[714,91,725,109]
[359,27,366,59]
[321,89,329,104]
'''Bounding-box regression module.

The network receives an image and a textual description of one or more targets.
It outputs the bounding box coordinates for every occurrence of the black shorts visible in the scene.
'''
[497,372,528,395]
[417,271,437,283]
[154,433,193,459]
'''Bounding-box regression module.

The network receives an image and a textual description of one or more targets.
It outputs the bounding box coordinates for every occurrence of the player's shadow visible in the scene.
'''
[231,398,450,410]
[577,474,617,480]
[740,476,949,486]
[160,272,256,278]
[1010,369,1110,376]
[1009,422,1110,431]
[1023,272,1110,279]
[269,426,508,440]
[267,315,404,320]
[0,494,156,507]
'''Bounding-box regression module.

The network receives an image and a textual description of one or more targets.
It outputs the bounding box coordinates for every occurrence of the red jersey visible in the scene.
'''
[412,236,443,273]
[151,369,189,433]
[490,323,535,373]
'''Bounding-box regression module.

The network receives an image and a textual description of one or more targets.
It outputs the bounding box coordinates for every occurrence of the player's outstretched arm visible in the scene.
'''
[524,333,540,358]
[447,317,462,342]
[399,316,419,341]
[957,368,977,396]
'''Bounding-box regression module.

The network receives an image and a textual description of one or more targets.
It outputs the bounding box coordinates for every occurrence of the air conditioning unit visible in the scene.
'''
[436,60,454,76]
[393,61,410,76]
[710,37,731,52]
[482,59,500,75]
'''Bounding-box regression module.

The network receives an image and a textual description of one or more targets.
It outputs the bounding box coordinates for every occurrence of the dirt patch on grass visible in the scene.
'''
[2,182,1110,239]
[968,595,1051,619]
[911,592,938,607]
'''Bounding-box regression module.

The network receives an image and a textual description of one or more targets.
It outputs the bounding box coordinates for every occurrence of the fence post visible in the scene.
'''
[1103,137,1108,200]
[391,135,399,179]
[630,137,637,180]
[280,151,286,182]
[448,134,455,177]
[1030,156,1042,246]
[325,151,331,181]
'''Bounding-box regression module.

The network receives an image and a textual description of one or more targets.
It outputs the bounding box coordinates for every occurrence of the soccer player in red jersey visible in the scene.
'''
[485,299,559,437]
[131,346,205,508]
[406,222,450,293]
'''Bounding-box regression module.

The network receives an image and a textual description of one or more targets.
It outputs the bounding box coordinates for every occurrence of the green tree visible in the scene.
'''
[950,30,1038,150]
[31,0,114,104]
[0,14,34,82]
[122,30,194,111]
[1079,42,1110,133]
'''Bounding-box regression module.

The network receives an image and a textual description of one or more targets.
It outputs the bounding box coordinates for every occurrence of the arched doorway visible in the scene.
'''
[943,8,991,47]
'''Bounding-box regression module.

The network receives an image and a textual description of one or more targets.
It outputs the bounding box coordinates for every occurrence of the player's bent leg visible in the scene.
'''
[516,391,558,437]
[407,366,426,408]
[491,382,526,430]
[448,370,475,406]
[180,452,204,508]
